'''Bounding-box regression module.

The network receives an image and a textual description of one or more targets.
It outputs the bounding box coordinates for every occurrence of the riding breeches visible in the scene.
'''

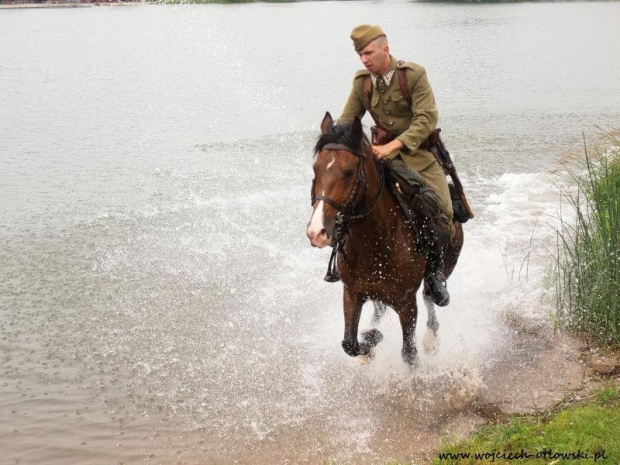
[416,160,453,219]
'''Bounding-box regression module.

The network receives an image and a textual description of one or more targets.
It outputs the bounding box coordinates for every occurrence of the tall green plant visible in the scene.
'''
[555,133,620,345]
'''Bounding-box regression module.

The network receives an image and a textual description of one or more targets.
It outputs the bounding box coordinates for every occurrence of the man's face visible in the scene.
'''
[358,40,390,75]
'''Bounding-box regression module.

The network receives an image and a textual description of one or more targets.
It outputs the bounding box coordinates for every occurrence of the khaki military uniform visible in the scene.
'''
[340,56,453,217]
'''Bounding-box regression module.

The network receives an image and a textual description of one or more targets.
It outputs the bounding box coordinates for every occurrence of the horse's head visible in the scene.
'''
[306,112,369,248]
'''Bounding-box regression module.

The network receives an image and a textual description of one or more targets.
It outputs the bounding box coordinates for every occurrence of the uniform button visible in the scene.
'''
[383,100,388,105]
[389,121,394,126]
[380,89,385,94]
[386,111,391,115]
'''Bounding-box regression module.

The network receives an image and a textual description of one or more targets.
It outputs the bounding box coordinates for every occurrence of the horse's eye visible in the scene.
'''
[343,169,355,180]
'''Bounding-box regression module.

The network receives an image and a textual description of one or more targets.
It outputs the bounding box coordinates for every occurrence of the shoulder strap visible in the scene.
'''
[363,75,372,112]
[363,75,380,126]
[397,68,412,108]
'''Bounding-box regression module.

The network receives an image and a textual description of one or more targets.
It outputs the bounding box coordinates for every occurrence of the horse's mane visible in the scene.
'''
[314,120,369,157]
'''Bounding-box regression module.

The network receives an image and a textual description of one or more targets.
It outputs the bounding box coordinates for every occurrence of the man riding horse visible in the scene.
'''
[339,24,454,307]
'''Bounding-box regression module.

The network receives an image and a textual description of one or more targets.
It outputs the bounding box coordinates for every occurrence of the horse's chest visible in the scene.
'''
[341,258,419,301]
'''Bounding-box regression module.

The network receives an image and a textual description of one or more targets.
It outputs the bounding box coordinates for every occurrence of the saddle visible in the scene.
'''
[384,158,454,250]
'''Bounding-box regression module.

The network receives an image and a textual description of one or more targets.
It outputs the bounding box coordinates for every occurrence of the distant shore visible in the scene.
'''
[0,0,305,6]
[0,1,153,8]
[0,0,298,7]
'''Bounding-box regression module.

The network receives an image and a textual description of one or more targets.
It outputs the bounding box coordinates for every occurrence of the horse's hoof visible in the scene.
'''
[423,329,440,356]
[402,348,418,367]
[361,329,383,348]
[358,349,375,365]
[342,339,360,357]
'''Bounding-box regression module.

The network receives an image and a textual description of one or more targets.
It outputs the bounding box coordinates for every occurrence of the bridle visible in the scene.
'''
[310,142,385,281]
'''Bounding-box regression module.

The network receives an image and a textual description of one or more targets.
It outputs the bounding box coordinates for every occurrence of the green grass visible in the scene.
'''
[554,132,620,345]
[433,387,620,464]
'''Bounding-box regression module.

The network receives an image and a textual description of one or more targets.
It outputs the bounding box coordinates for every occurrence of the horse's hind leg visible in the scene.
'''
[443,222,464,280]
[422,288,440,356]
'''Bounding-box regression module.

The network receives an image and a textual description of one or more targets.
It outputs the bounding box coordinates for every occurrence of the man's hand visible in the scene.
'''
[371,139,404,159]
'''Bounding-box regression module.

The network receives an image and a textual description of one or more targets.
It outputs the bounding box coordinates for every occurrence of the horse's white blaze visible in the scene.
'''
[307,196,325,239]
[326,155,336,170]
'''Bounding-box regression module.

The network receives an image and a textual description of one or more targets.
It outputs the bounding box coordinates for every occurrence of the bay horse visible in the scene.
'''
[306,113,464,365]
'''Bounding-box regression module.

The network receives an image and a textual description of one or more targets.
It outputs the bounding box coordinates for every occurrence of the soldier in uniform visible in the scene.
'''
[339,24,453,306]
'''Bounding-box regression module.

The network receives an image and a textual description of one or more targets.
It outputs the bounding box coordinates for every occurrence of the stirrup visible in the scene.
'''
[324,270,341,283]
[425,272,450,307]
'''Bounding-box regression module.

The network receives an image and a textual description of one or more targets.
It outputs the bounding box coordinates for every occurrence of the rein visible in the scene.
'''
[311,142,385,282]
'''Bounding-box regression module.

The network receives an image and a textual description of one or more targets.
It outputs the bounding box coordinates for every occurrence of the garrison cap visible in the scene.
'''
[350,24,386,52]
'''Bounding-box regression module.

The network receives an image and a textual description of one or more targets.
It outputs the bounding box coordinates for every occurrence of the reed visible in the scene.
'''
[554,132,620,345]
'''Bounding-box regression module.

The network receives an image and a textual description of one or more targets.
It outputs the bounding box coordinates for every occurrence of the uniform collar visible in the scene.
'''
[370,56,398,88]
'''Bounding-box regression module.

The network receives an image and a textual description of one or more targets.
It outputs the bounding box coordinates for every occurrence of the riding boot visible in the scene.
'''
[424,243,450,307]
[410,191,453,307]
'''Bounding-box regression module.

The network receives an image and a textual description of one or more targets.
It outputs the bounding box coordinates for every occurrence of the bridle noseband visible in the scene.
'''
[310,141,385,281]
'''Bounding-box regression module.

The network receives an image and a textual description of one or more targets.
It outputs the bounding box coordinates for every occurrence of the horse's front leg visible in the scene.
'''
[341,287,369,357]
[357,301,387,365]
[397,300,419,366]
[360,300,386,349]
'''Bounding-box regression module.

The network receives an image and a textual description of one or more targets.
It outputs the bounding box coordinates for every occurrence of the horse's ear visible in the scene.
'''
[320,112,334,134]
[351,116,363,140]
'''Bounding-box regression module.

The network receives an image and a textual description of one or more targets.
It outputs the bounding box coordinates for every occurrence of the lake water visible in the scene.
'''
[1,1,619,463]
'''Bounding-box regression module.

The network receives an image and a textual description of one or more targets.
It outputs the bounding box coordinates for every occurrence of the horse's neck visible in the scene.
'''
[353,157,402,239]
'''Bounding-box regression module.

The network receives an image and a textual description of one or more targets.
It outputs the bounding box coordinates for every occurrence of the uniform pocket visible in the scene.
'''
[388,91,410,114]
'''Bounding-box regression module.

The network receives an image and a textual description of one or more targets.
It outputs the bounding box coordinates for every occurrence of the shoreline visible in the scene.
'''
[0,1,153,8]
